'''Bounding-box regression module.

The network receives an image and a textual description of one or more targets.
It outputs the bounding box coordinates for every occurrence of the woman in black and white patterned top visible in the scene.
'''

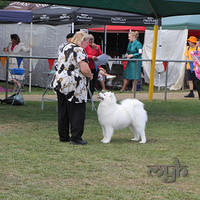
[52,31,93,145]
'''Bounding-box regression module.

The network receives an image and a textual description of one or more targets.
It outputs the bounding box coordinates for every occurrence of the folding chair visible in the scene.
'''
[41,70,57,111]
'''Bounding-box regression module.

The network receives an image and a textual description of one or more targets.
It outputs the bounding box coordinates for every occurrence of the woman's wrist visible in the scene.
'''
[89,73,93,80]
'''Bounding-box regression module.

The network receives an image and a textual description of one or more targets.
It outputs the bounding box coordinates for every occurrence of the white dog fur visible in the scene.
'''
[97,92,147,144]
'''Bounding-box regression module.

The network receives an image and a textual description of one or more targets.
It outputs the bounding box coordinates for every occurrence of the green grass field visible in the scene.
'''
[0,99,200,200]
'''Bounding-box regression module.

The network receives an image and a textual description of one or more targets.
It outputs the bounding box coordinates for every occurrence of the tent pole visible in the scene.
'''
[29,22,32,93]
[71,22,74,33]
[148,20,159,101]
[5,58,9,99]
[104,25,107,54]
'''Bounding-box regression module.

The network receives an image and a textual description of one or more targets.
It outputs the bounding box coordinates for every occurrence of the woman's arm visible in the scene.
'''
[96,44,102,56]
[14,43,30,53]
[80,61,93,80]
[128,42,143,58]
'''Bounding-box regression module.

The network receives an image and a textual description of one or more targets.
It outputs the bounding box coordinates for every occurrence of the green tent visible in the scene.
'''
[162,15,200,30]
[5,0,200,18]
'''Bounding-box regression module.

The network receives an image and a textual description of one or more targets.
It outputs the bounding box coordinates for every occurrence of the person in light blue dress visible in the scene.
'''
[120,31,142,92]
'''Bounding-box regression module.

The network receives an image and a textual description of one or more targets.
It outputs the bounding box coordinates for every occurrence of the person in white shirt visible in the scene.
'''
[53,31,93,145]
[3,34,30,91]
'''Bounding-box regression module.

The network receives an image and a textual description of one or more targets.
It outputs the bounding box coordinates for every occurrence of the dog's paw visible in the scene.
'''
[139,140,146,144]
[101,139,110,144]
[131,138,140,141]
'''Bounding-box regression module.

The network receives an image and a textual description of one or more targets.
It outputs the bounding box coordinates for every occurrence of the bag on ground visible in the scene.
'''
[0,93,24,105]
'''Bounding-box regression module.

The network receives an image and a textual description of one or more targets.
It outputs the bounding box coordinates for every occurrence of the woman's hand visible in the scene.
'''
[126,54,133,59]
[92,56,98,60]
[125,54,129,58]
[89,73,93,80]
[92,43,98,50]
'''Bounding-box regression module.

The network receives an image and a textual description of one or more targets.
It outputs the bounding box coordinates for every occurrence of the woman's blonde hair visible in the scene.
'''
[71,31,90,46]
[129,31,139,39]
[89,34,94,40]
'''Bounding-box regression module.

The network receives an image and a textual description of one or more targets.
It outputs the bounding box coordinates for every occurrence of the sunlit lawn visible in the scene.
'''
[0,99,200,200]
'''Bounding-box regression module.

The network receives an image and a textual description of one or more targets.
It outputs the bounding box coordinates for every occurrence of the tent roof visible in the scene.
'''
[162,15,200,30]
[88,25,145,33]
[0,4,157,26]
[0,9,32,23]
[5,2,48,10]
[32,5,157,26]
[9,0,200,18]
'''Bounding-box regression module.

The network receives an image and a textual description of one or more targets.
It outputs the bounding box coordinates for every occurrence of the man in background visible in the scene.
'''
[57,33,74,55]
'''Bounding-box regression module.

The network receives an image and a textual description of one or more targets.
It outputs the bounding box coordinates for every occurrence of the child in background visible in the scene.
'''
[98,66,116,91]
[190,50,200,99]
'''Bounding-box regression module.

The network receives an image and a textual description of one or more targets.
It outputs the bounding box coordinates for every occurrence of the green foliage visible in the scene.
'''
[0,100,200,199]
[0,1,10,9]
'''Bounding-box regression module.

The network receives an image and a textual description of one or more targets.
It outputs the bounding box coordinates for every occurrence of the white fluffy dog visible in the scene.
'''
[97,92,147,144]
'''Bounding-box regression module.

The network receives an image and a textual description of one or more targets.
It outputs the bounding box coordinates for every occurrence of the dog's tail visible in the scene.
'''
[121,99,148,124]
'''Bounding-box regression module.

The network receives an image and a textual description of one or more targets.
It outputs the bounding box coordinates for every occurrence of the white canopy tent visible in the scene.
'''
[0,23,71,87]
[142,28,188,90]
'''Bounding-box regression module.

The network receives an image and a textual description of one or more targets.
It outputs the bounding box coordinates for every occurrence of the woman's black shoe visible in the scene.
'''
[60,138,70,142]
[184,92,194,98]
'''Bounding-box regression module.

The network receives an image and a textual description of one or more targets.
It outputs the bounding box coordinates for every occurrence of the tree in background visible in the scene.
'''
[0,1,10,9]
